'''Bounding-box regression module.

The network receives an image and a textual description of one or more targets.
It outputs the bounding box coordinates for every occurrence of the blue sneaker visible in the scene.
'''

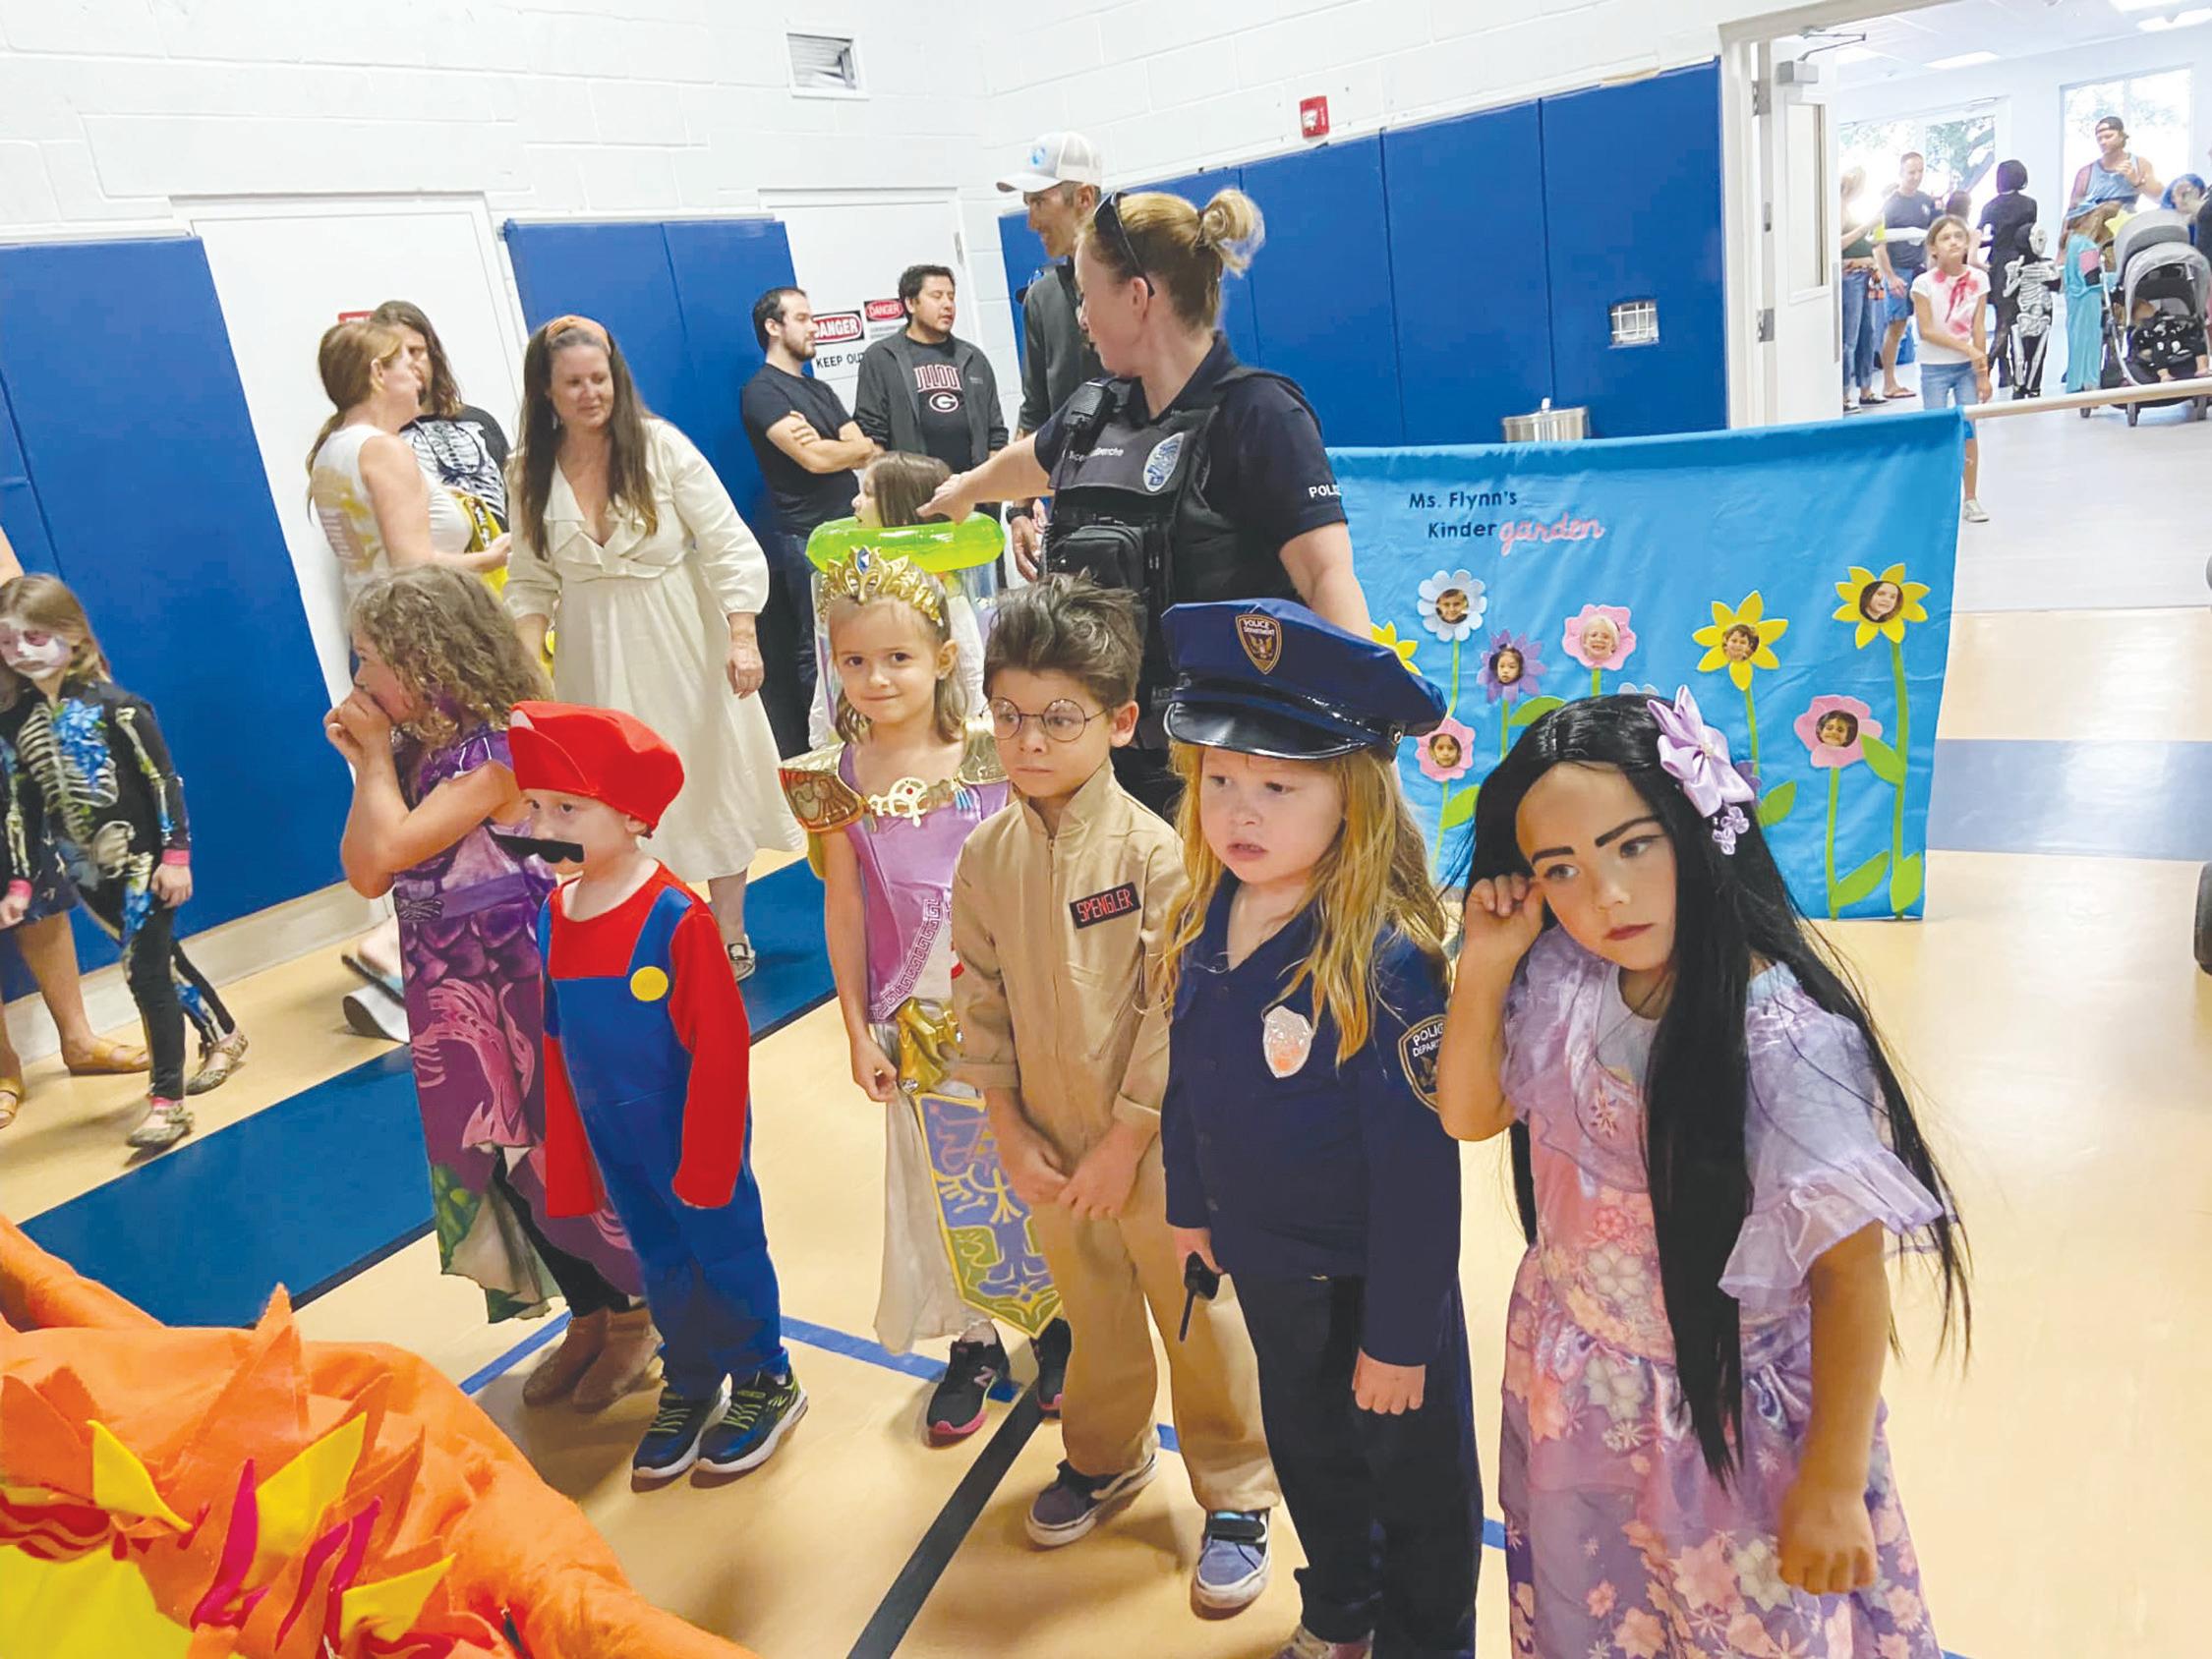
[1193,1510,1271,1613]
[631,1380,728,1485]
[695,1368,807,1476]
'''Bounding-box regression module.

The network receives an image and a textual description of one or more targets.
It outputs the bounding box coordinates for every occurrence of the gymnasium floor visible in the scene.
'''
[6,406,2209,1659]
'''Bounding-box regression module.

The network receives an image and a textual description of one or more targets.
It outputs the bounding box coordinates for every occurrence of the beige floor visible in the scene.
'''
[10,626,2210,1658]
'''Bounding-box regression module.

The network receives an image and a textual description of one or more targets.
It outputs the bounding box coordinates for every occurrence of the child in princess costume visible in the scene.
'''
[509,699,804,1486]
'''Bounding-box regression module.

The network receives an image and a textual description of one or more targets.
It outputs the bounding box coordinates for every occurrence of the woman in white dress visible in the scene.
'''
[504,315,800,977]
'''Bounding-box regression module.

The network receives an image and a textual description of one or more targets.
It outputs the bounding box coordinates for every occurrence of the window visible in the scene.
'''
[1610,300,1659,347]
[1840,107,1998,221]
[2061,71,2190,206]
[787,32,863,95]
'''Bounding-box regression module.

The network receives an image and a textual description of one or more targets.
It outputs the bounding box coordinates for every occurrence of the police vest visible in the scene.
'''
[1042,367,1303,731]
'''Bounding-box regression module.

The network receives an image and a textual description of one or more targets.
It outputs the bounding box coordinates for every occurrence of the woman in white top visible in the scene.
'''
[504,315,800,977]
[307,320,507,602]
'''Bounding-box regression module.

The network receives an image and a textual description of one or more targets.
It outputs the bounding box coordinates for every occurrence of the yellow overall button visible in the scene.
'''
[629,965,669,1002]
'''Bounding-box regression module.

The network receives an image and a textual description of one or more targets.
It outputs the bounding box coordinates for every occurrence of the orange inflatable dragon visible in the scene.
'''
[0,1217,755,1659]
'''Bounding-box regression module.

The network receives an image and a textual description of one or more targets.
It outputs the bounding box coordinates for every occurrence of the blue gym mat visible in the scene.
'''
[23,863,830,1328]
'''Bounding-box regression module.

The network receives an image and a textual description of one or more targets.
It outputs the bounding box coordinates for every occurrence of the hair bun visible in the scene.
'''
[1197,190,1265,276]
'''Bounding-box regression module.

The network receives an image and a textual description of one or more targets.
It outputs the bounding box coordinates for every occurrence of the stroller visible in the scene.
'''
[2099,208,2211,426]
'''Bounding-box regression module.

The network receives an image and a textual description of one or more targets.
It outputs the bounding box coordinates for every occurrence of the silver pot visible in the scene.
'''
[1501,398,1589,442]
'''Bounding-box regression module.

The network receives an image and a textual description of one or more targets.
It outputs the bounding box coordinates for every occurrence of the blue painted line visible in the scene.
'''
[1930,738,2212,862]
[24,864,833,1328]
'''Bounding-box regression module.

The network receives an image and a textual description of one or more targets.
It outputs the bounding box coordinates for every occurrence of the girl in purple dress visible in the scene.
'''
[1436,691,1969,1659]
[326,567,651,1412]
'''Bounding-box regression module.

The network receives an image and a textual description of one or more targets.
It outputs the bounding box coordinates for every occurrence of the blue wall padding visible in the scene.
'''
[1000,210,1048,372]
[0,238,349,982]
[503,217,797,549]
[0,379,60,579]
[1538,62,1727,436]
[1242,137,1403,447]
[1384,99,1556,444]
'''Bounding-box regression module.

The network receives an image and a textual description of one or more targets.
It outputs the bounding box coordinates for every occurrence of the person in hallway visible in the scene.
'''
[327,566,652,1408]
[740,287,880,758]
[1979,161,2039,392]
[0,527,148,1127]
[1911,216,1992,524]
[1874,152,1940,400]
[369,300,513,539]
[1838,167,1887,411]
[0,577,248,1151]
[2063,202,2115,396]
[996,131,1108,580]
[2066,114,2160,216]
[504,315,801,982]
[2163,172,2205,231]
[852,265,1007,483]
[952,577,1280,1614]
[309,318,510,1042]
[514,701,805,1487]
[922,188,1368,818]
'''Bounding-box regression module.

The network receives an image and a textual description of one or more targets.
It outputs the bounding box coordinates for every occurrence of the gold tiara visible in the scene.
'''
[819,549,944,625]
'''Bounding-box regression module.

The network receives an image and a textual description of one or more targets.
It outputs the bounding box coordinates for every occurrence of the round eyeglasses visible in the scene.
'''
[988,697,1106,744]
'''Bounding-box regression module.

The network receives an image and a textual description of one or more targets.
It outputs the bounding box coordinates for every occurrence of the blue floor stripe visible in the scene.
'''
[1929,737,2212,862]
[24,864,832,1328]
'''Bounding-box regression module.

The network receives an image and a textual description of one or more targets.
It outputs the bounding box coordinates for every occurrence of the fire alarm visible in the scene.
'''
[1299,95,1329,140]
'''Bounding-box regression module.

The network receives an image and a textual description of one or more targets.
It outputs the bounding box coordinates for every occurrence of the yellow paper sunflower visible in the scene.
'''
[1372,621,1421,674]
[1832,563,1931,649]
[1692,592,1788,690]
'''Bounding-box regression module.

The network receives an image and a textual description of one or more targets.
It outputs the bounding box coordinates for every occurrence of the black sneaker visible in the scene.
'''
[695,1368,808,1476]
[631,1380,728,1485]
[926,1334,1009,1443]
[1031,1317,1072,1416]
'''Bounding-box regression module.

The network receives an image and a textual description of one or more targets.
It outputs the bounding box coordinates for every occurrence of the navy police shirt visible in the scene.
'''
[1031,334,1348,552]
[1162,879,1460,1367]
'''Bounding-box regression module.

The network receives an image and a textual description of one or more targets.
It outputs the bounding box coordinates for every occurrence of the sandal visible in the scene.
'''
[0,1078,23,1128]
[186,1031,249,1096]
[63,1036,149,1076]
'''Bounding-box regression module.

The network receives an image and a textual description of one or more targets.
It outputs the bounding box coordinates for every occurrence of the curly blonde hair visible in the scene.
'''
[1157,742,1446,1063]
[348,566,547,747]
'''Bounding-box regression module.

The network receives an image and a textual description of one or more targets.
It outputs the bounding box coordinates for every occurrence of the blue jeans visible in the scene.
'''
[1920,359,1979,435]
[1842,271,1882,392]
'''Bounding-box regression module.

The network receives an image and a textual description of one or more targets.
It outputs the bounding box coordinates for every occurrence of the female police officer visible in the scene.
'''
[922,188,1369,815]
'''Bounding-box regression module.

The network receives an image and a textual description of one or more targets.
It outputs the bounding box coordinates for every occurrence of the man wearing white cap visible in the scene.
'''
[997,132,1107,576]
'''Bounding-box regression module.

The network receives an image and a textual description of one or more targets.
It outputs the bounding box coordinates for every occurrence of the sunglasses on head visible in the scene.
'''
[1091,192,1150,290]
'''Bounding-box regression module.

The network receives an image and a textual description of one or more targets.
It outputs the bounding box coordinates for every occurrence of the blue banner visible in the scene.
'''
[1335,411,1962,918]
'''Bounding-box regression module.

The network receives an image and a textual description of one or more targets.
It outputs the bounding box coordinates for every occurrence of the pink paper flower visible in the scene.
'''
[1562,603,1637,669]
[1417,715,1476,782]
[1793,694,1883,770]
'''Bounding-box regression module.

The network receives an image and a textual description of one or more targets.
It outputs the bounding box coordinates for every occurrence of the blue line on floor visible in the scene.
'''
[1929,737,2212,862]
[23,864,833,1329]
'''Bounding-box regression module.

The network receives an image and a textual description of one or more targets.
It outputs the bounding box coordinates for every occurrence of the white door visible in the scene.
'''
[1728,41,1842,426]
[188,197,524,705]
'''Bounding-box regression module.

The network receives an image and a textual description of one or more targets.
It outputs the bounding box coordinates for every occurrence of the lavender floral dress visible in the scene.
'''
[1498,928,1944,1659]
[396,724,638,1322]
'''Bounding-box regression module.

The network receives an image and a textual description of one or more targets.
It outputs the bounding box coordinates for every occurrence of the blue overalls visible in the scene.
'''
[541,885,787,1396]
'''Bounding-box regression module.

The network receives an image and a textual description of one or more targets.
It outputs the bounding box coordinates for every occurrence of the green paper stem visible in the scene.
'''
[1826,767,1840,920]
[1591,665,1603,699]
[1741,678,1762,776]
[1889,634,1911,914]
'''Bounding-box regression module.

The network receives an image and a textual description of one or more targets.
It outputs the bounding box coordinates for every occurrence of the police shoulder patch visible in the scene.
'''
[1397,1013,1446,1115]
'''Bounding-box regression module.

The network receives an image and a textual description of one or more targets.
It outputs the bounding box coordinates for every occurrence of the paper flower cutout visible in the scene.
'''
[1418,715,1476,781]
[1476,629,1545,703]
[1794,694,1883,770]
[1693,593,1788,690]
[1417,570,1487,642]
[1832,563,1931,649]
[1371,622,1421,673]
[1561,603,1637,670]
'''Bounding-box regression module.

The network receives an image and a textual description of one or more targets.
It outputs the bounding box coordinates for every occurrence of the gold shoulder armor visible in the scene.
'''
[958,716,1006,788]
[778,741,864,833]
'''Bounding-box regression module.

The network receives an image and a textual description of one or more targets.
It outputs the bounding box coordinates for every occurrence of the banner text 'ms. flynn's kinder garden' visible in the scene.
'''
[1331,410,1965,919]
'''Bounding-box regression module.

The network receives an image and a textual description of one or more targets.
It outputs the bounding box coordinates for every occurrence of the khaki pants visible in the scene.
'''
[1026,1145,1279,1514]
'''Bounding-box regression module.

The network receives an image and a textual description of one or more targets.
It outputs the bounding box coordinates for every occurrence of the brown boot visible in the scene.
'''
[571,1306,661,1412]
[521,1309,609,1407]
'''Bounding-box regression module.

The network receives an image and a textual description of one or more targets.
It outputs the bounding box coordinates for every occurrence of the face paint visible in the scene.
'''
[487,828,587,866]
[0,627,72,676]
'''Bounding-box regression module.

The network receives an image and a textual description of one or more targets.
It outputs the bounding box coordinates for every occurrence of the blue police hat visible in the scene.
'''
[1161,598,1447,760]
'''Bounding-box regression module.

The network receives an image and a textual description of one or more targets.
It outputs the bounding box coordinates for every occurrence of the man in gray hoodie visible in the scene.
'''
[852,264,1007,486]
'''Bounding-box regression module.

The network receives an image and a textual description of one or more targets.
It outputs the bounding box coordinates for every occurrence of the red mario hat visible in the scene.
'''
[508,701,684,831]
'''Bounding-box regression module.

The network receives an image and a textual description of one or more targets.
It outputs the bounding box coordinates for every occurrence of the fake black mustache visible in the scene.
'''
[488,828,586,864]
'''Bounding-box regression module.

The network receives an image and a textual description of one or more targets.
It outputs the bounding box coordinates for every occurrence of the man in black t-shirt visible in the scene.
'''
[852,265,1007,481]
[1874,151,1940,399]
[740,286,880,755]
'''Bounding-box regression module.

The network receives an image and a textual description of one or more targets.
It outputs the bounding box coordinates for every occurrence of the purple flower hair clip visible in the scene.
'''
[1648,688,1758,855]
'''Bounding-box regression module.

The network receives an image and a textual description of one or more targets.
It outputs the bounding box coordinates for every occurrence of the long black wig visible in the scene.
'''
[1460,695,1970,1481]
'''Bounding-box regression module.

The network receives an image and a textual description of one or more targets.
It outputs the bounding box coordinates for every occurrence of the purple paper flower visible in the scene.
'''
[1476,629,1546,704]
[1648,688,1758,821]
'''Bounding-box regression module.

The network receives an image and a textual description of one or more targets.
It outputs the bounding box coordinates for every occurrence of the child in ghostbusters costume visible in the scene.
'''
[508,700,804,1486]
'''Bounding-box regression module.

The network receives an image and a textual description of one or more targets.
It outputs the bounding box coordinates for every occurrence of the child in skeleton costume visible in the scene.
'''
[0,577,246,1150]
[781,548,1070,1443]
[2003,224,2059,397]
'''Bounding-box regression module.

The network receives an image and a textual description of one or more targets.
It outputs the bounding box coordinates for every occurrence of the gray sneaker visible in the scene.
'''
[726,938,757,982]
[1023,1453,1158,1547]
[127,1097,194,1150]
[1193,1509,1270,1613]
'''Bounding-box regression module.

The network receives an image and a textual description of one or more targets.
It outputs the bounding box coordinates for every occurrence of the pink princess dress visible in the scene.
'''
[1498,927,1946,1659]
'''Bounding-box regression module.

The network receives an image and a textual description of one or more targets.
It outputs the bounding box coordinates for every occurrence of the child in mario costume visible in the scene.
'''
[509,700,805,1487]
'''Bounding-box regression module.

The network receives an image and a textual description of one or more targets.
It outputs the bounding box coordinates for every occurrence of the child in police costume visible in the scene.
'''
[510,700,804,1486]
[778,548,1069,1444]
[1158,599,1480,1659]
[949,576,1279,1613]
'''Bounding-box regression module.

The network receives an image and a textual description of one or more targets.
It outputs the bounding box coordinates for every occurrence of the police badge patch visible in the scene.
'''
[1237,609,1282,674]
[1142,430,1185,493]
[1398,1013,1446,1114]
